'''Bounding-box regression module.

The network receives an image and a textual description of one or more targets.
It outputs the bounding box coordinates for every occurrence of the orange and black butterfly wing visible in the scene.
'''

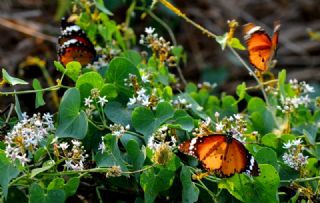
[220,138,259,176]
[58,40,96,66]
[57,19,96,67]
[243,23,273,72]
[179,135,227,172]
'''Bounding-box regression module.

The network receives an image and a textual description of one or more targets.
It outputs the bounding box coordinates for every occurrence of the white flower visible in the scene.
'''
[145,27,155,34]
[17,154,30,166]
[84,96,93,107]
[71,140,81,147]
[59,142,69,150]
[196,106,203,111]
[98,142,106,153]
[215,122,225,132]
[127,97,137,106]
[303,83,314,93]
[125,124,130,130]
[98,96,108,107]
[214,112,220,118]
[234,114,242,120]
[141,75,150,83]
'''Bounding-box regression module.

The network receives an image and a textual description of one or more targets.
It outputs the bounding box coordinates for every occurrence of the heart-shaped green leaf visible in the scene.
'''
[56,88,88,139]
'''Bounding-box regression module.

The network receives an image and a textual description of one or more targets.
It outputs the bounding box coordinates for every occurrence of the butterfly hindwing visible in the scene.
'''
[58,39,95,66]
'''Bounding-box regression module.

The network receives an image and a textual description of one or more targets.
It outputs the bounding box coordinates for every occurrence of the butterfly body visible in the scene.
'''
[57,18,96,66]
[243,22,280,72]
[179,134,259,177]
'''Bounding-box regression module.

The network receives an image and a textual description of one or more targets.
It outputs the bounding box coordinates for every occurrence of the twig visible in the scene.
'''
[0,16,56,43]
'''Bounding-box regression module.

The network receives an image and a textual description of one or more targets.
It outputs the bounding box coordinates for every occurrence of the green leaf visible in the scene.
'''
[56,88,88,139]
[53,61,65,73]
[47,178,64,191]
[248,97,276,134]
[29,183,66,203]
[95,0,113,15]
[215,33,228,50]
[255,148,278,169]
[0,151,20,199]
[236,82,246,102]
[106,57,140,96]
[46,177,80,197]
[221,95,238,116]
[100,83,118,99]
[219,164,280,203]
[30,160,55,178]
[125,140,146,172]
[95,134,128,173]
[228,37,246,50]
[76,71,104,102]
[14,94,23,121]
[32,79,45,108]
[140,167,176,203]
[180,166,199,203]
[248,97,266,114]
[173,110,194,132]
[278,69,286,96]
[104,101,132,126]
[2,69,28,86]
[64,177,80,197]
[65,61,82,82]
[132,102,174,141]
[120,50,142,66]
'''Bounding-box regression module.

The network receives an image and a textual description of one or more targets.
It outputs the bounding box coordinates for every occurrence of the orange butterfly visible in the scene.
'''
[179,133,259,177]
[57,18,96,66]
[243,22,280,72]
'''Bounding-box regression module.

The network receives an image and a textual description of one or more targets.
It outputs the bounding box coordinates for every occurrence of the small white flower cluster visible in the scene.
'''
[197,81,217,90]
[124,73,137,87]
[277,95,311,114]
[84,88,108,117]
[139,27,173,62]
[172,96,203,111]
[192,117,212,137]
[5,113,54,166]
[148,125,177,151]
[105,165,122,178]
[59,139,89,171]
[289,79,315,94]
[214,113,251,143]
[127,88,151,107]
[282,139,308,170]
[87,54,108,70]
[277,79,314,114]
[84,96,108,108]
[109,123,130,138]
[98,136,106,153]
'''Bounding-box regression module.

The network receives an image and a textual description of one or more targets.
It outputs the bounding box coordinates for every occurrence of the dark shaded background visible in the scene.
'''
[0,0,319,113]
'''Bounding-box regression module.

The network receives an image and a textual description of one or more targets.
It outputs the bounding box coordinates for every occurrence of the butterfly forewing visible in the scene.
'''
[57,18,96,66]
[243,22,280,72]
[197,136,227,171]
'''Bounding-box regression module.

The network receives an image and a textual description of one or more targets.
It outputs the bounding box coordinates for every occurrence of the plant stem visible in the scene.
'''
[281,176,320,183]
[228,46,269,106]
[0,84,70,96]
[158,0,270,106]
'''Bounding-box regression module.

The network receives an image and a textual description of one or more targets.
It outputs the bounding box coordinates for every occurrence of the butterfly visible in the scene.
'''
[57,18,96,66]
[243,22,280,72]
[179,133,259,177]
